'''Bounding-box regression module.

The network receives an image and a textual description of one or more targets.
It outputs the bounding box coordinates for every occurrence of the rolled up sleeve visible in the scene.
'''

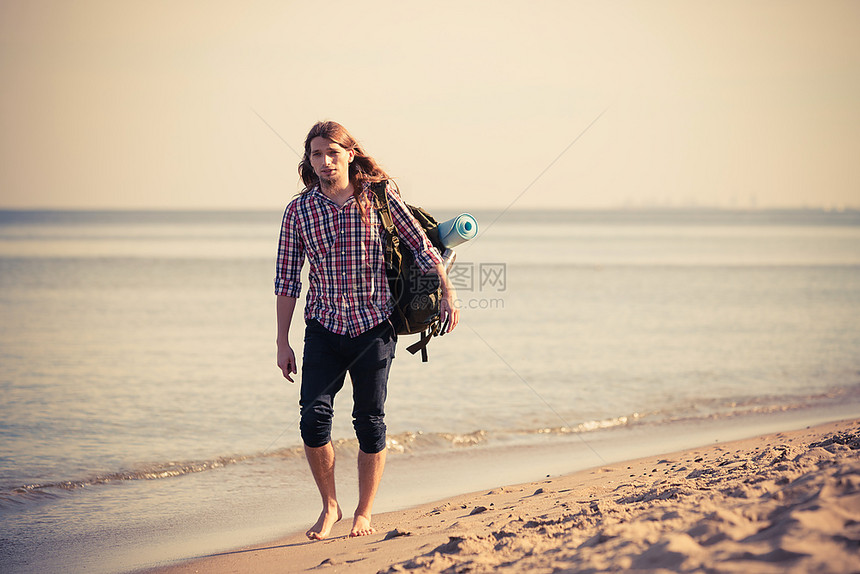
[274,202,305,297]
[386,181,443,273]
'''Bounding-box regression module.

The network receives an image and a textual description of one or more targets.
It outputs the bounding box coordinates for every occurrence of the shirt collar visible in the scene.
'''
[311,182,371,208]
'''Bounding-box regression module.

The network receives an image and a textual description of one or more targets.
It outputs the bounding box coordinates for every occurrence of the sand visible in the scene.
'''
[146,419,860,573]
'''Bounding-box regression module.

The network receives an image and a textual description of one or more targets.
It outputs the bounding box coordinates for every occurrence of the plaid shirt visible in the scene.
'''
[275,180,442,337]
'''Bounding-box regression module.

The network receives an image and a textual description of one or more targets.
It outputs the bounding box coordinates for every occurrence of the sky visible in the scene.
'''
[1,0,858,211]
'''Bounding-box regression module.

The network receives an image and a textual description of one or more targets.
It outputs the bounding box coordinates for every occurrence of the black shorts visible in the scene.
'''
[299,319,397,454]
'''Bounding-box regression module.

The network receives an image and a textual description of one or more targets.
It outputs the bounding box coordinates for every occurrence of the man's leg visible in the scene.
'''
[347,320,396,537]
[300,320,347,540]
[304,442,342,540]
[352,448,386,537]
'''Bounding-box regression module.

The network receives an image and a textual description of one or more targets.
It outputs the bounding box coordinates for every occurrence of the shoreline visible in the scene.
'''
[143,417,860,574]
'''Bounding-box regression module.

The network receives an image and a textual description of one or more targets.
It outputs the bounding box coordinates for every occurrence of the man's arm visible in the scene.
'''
[275,201,305,382]
[277,295,298,382]
[433,262,460,334]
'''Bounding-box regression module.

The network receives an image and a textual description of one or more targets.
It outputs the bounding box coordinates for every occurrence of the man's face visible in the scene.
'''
[309,137,354,187]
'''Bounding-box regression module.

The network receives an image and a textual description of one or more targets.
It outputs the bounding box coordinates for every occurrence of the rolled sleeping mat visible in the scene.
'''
[437,213,478,248]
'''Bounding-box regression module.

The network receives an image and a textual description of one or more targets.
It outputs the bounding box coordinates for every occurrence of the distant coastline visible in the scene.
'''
[1,206,859,227]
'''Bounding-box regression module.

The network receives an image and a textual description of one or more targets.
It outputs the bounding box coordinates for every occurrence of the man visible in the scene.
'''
[275,121,459,540]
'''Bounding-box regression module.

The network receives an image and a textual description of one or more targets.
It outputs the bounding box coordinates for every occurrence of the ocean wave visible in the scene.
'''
[528,414,644,435]
[0,428,567,508]
[0,455,255,506]
[3,387,858,510]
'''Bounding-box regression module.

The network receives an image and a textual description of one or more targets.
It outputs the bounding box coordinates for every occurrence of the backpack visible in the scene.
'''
[370,180,445,362]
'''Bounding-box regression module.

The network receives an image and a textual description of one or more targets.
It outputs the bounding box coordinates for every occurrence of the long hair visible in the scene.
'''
[299,121,389,222]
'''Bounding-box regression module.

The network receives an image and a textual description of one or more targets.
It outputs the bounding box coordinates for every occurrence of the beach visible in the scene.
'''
[144,418,859,573]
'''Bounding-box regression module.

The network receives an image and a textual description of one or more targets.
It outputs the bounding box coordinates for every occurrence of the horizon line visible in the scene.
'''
[0,205,858,214]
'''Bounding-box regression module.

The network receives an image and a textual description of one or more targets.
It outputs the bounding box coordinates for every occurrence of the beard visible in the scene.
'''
[319,170,354,196]
[318,175,341,196]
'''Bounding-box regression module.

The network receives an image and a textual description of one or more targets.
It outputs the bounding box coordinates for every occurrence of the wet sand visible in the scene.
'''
[145,419,859,573]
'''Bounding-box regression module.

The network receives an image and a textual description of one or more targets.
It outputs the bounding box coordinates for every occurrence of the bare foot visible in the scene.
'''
[306,504,342,540]
[350,514,375,537]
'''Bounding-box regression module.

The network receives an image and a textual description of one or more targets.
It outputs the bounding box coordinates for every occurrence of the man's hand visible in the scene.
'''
[435,262,460,334]
[276,296,299,382]
[278,343,298,382]
[439,286,460,334]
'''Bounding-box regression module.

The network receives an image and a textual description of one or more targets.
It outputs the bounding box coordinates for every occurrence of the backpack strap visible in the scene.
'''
[370,180,395,236]
[370,179,403,285]
[370,180,408,334]
[405,324,439,362]
[410,330,430,362]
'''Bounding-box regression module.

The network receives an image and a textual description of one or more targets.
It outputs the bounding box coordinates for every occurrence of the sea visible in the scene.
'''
[1,207,859,573]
